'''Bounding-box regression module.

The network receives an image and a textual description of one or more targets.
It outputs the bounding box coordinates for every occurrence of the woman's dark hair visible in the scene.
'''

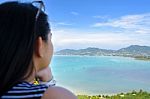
[0,1,50,95]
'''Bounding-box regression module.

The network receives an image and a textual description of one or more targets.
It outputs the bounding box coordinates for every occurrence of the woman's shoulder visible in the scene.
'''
[42,86,77,99]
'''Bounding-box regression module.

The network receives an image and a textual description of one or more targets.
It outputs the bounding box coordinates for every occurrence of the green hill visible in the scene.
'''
[55,45,150,57]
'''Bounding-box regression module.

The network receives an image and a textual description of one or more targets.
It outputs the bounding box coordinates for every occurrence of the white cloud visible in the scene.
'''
[71,11,79,15]
[50,22,72,28]
[93,15,109,19]
[50,13,150,50]
[51,29,150,51]
[135,29,150,34]
[92,13,150,34]
[57,22,72,26]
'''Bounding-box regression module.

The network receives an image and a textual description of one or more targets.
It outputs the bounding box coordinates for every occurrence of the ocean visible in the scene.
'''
[50,55,150,95]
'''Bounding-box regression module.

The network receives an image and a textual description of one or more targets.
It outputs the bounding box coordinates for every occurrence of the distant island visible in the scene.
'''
[55,45,150,61]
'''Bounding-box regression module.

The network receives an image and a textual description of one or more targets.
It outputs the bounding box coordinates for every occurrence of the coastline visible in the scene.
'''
[134,56,150,61]
[56,83,115,96]
[54,54,150,61]
[77,90,150,99]
[57,84,148,96]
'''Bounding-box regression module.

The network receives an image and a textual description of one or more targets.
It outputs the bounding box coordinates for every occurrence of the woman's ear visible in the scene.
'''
[34,36,44,58]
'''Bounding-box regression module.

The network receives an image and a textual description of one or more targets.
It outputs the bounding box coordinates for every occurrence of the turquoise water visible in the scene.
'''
[50,55,150,95]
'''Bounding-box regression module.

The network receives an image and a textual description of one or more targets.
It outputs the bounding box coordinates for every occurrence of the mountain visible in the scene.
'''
[55,45,150,57]
[55,47,115,56]
[117,45,150,55]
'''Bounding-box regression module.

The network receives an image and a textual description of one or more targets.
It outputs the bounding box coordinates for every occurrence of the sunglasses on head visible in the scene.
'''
[32,0,45,21]
[32,0,46,36]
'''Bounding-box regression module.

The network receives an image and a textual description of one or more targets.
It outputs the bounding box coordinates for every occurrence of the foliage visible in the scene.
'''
[77,90,150,99]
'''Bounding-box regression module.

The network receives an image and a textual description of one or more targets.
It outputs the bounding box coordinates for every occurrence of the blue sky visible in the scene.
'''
[1,0,150,50]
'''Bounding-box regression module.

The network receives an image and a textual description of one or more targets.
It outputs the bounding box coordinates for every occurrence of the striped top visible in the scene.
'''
[1,81,49,99]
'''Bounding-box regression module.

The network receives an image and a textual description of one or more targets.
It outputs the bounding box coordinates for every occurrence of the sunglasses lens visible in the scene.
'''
[33,1,45,11]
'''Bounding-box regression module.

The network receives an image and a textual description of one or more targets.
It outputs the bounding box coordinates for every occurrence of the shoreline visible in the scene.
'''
[56,84,115,96]
[54,54,150,61]
[74,90,150,99]
[61,85,148,96]
[57,84,150,96]
[76,90,150,98]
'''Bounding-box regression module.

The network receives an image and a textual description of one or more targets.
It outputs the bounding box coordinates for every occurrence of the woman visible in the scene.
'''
[0,1,77,99]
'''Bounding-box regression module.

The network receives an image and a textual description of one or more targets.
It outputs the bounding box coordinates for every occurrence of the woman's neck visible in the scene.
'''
[24,70,36,83]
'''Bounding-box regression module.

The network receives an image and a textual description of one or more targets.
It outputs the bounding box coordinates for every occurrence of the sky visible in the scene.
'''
[1,0,150,51]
